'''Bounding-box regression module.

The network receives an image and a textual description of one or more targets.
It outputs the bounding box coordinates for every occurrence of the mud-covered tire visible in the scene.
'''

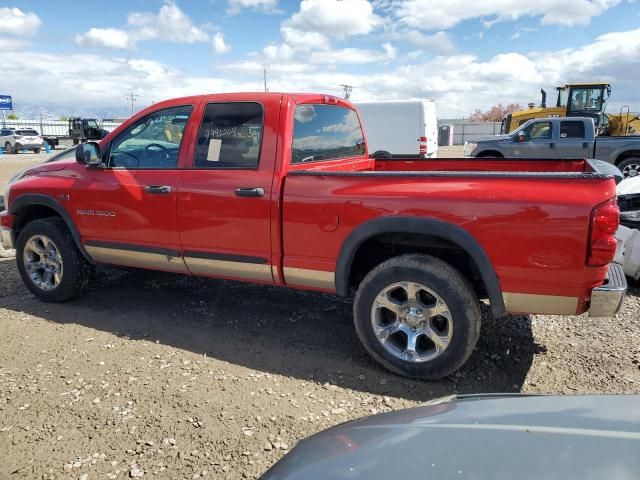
[617,157,640,179]
[16,217,92,302]
[353,254,481,380]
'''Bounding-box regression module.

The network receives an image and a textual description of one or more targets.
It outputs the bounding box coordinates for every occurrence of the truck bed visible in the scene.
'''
[290,157,606,176]
[283,156,616,315]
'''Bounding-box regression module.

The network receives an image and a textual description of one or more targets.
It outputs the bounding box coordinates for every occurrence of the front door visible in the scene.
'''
[177,95,281,284]
[72,104,195,273]
[514,120,556,158]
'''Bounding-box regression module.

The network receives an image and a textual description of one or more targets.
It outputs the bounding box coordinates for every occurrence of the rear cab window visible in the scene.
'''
[560,121,586,138]
[193,102,263,169]
[291,104,365,164]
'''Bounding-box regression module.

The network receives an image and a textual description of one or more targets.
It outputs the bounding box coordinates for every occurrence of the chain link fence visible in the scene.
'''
[438,120,502,145]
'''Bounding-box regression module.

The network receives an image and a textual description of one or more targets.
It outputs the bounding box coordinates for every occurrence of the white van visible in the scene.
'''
[355,100,438,158]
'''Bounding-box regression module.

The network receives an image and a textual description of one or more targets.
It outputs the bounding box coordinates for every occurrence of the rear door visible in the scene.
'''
[514,120,556,158]
[555,120,591,159]
[177,95,281,284]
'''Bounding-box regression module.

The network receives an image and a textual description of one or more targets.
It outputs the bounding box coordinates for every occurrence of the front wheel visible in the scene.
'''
[16,217,92,302]
[353,254,481,380]
[617,157,640,178]
[4,142,11,154]
[33,148,41,154]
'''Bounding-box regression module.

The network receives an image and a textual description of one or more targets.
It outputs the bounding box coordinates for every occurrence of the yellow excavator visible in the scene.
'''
[501,83,640,136]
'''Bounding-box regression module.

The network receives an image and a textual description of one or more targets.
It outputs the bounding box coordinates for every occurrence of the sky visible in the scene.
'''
[0,0,639,118]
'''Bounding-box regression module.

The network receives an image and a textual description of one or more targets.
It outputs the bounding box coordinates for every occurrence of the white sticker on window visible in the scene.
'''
[207,139,222,162]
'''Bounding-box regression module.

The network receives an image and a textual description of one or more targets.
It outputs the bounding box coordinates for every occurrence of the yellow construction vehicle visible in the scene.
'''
[501,83,640,136]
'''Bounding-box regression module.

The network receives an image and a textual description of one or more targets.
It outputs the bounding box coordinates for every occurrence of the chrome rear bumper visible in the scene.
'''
[589,263,627,317]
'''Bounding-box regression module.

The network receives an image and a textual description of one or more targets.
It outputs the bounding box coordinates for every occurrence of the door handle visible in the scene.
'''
[144,185,172,194]
[549,143,555,149]
[235,187,265,198]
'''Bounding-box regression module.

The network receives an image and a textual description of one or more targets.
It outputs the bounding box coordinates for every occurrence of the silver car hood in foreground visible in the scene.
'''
[467,134,512,143]
[261,394,640,480]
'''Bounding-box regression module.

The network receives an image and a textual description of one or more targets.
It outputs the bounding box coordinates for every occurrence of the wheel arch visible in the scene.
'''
[614,150,640,165]
[336,216,506,318]
[9,194,94,264]
[475,149,504,158]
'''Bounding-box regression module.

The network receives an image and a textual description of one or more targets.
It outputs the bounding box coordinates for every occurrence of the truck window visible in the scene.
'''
[560,121,586,138]
[524,121,552,140]
[292,105,365,164]
[193,102,263,169]
[108,105,192,169]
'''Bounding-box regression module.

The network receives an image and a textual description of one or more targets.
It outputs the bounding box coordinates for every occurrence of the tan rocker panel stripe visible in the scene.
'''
[84,242,337,289]
[502,292,579,315]
[282,267,336,290]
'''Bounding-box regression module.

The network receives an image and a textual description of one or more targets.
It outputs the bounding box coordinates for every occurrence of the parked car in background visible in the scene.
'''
[260,394,640,480]
[356,100,438,158]
[0,127,44,154]
[0,93,626,379]
[465,117,640,177]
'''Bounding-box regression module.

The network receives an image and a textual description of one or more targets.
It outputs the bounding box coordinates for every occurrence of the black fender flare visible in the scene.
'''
[9,193,94,264]
[335,216,506,318]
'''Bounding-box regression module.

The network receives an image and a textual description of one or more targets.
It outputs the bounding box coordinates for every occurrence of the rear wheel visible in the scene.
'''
[16,217,92,302]
[618,157,640,178]
[354,254,481,380]
[33,148,41,154]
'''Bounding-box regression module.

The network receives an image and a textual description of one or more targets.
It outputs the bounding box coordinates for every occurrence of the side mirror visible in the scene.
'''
[516,132,526,143]
[75,142,101,166]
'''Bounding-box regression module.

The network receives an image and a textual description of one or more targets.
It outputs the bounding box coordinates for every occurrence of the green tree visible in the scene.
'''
[6,113,18,120]
[59,115,69,121]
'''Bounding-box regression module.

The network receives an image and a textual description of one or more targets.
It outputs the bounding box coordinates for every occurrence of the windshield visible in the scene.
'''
[86,120,98,129]
[568,87,605,112]
[16,129,39,136]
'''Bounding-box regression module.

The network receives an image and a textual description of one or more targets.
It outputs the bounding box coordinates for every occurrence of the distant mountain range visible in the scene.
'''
[4,103,134,121]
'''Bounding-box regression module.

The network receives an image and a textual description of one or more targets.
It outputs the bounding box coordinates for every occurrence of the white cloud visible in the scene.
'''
[0,7,42,36]
[0,37,29,50]
[384,0,621,30]
[280,27,331,51]
[127,1,209,43]
[226,0,280,14]
[285,0,384,39]
[401,30,455,54]
[212,32,231,54]
[75,28,133,50]
[3,27,640,120]
[309,42,396,64]
[76,1,212,50]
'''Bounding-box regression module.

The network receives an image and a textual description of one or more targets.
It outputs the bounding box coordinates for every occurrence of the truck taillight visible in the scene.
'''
[587,199,619,267]
[419,136,428,156]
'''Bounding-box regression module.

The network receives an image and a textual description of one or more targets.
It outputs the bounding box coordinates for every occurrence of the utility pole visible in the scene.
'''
[126,92,142,115]
[340,84,354,100]
[263,69,268,93]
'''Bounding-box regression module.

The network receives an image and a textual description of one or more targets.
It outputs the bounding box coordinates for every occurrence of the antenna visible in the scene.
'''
[126,92,143,115]
[263,69,268,93]
[340,84,354,100]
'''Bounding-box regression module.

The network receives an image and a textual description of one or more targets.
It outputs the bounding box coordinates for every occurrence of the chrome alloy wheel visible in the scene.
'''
[371,282,453,363]
[622,163,640,178]
[23,235,64,291]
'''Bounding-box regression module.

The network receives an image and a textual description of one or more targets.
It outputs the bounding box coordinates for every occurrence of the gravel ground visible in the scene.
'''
[1,144,639,479]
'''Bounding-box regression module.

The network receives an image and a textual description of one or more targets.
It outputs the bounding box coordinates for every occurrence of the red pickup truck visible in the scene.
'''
[0,93,627,379]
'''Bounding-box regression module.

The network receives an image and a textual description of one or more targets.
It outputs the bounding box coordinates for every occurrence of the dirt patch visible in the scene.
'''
[1,258,639,479]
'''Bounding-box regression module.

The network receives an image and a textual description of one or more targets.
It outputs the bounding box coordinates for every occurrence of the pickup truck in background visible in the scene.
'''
[465,117,640,178]
[0,93,627,380]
